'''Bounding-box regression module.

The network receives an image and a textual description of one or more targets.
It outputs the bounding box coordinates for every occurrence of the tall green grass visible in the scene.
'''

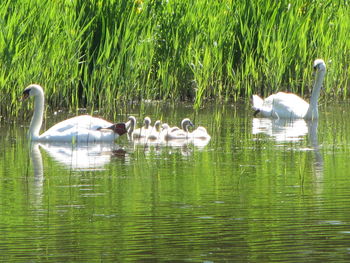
[0,0,349,116]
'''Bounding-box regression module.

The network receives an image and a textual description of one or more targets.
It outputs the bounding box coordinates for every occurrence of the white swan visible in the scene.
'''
[181,118,194,132]
[147,120,162,140]
[22,84,127,142]
[190,126,211,140]
[161,118,194,140]
[129,116,152,139]
[252,59,326,120]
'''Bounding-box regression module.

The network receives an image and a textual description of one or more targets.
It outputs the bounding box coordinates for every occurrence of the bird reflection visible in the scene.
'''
[29,143,44,207]
[33,142,126,171]
[252,117,323,181]
[129,137,210,157]
[307,120,323,182]
[252,118,309,142]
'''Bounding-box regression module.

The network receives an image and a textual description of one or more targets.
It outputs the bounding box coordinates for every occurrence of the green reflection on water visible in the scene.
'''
[1,102,350,262]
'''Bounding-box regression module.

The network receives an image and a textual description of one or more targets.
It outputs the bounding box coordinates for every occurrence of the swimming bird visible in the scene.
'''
[124,116,152,139]
[135,116,152,138]
[252,59,326,120]
[161,118,194,140]
[190,126,211,140]
[147,120,162,140]
[22,84,127,142]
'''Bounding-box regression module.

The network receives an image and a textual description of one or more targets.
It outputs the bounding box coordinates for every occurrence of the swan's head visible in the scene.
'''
[99,123,127,136]
[181,118,194,131]
[161,123,170,130]
[144,117,151,128]
[128,116,136,123]
[313,59,326,72]
[22,84,44,101]
[154,120,162,131]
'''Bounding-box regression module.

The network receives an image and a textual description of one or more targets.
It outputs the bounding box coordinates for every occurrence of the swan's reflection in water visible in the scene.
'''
[36,142,126,171]
[252,118,323,183]
[130,137,211,157]
[28,142,128,211]
[307,119,323,183]
[29,143,44,207]
[253,118,309,142]
[30,135,210,176]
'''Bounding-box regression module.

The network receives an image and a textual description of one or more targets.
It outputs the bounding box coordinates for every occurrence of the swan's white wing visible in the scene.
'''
[271,92,309,118]
[44,115,113,133]
[40,128,118,142]
[39,115,117,142]
[255,92,309,118]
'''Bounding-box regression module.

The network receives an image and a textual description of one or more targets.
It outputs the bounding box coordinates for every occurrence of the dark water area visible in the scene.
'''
[1,102,350,262]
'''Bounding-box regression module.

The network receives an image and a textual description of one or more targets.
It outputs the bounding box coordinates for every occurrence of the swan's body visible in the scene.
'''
[161,123,186,140]
[22,84,127,142]
[252,59,326,120]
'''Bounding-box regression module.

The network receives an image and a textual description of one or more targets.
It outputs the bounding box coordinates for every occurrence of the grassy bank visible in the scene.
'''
[1,0,349,116]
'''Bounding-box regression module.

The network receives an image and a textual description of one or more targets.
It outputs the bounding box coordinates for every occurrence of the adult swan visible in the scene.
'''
[22,84,127,142]
[252,59,326,120]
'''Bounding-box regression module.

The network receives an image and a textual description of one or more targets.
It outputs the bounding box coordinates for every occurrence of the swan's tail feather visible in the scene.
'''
[252,95,263,110]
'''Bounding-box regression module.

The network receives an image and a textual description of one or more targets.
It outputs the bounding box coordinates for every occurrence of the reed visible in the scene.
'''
[1,0,349,116]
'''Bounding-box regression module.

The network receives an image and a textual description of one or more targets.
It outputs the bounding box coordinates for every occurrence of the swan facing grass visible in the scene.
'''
[252,59,326,120]
[22,84,127,142]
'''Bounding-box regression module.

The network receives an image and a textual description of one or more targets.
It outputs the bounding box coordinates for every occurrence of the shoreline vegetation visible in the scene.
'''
[1,0,349,117]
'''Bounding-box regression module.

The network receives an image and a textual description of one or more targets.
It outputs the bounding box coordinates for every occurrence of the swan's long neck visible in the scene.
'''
[127,117,135,135]
[29,93,44,140]
[306,70,326,120]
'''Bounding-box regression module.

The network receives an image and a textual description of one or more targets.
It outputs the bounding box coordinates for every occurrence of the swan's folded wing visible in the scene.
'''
[271,92,309,118]
[40,128,117,142]
[39,115,118,142]
[44,115,114,134]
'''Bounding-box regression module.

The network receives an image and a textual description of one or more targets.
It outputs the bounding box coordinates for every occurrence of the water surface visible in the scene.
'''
[1,102,350,262]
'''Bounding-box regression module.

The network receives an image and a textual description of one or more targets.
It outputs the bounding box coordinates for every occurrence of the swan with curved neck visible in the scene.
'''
[22,84,127,142]
[161,118,194,140]
[125,116,137,139]
[147,120,162,140]
[252,59,326,119]
[181,118,194,132]
[127,116,152,139]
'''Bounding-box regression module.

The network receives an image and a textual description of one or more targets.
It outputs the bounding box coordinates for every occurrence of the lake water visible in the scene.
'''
[1,102,350,262]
